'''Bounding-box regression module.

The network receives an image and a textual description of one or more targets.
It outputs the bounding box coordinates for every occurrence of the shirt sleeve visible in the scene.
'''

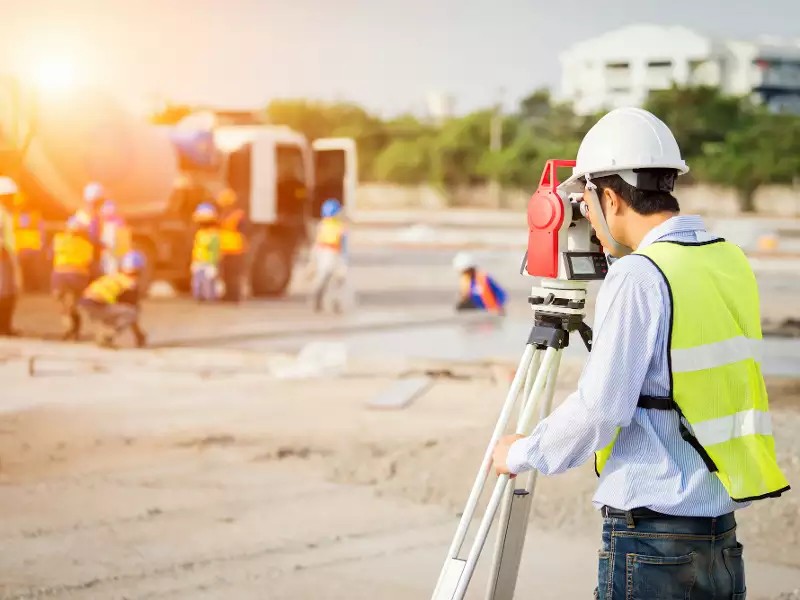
[506,256,667,475]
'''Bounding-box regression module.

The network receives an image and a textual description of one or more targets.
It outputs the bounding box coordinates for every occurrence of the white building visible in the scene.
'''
[559,24,800,115]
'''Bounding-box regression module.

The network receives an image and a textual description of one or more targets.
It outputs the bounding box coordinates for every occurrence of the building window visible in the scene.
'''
[647,60,673,69]
[606,62,630,71]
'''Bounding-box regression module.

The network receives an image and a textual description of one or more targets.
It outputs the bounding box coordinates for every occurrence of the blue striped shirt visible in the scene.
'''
[507,215,745,516]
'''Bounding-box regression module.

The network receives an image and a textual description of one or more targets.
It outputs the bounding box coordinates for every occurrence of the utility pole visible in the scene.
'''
[489,87,505,208]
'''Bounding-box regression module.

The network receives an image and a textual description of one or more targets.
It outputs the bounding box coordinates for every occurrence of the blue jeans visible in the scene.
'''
[596,510,746,600]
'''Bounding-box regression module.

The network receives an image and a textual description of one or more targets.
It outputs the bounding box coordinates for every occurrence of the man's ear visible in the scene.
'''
[603,188,622,216]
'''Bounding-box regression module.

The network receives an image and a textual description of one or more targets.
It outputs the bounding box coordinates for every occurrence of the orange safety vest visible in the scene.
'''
[460,270,500,313]
[315,217,344,251]
[52,232,94,275]
[83,272,135,304]
[219,208,246,255]
[13,210,43,252]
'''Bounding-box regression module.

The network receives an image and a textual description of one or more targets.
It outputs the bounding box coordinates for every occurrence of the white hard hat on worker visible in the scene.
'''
[559,107,688,256]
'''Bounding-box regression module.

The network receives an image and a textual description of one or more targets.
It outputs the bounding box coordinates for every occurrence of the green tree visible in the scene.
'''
[645,86,752,163]
[694,112,800,211]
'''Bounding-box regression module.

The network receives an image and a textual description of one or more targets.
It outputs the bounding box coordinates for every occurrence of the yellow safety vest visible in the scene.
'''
[315,217,344,250]
[52,232,94,274]
[219,209,246,255]
[192,227,220,264]
[83,272,135,304]
[595,240,790,502]
[13,211,43,251]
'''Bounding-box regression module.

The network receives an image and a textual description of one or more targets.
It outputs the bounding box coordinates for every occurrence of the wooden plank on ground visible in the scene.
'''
[366,376,433,410]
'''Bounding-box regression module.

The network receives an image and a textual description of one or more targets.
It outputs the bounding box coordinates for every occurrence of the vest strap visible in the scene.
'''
[637,395,673,410]
[637,395,719,473]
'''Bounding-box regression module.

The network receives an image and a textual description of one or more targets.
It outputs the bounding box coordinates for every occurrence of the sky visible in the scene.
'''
[1,0,799,117]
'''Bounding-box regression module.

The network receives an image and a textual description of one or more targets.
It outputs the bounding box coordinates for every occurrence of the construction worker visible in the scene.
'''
[452,252,507,315]
[99,200,132,274]
[12,190,45,292]
[190,202,220,302]
[80,250,147,348]
[0,177,21,336]
[309,198,347,313]
[216,187,247,302]
[78,182,106,278]
[491,108,788,600]
[51,214,95,340]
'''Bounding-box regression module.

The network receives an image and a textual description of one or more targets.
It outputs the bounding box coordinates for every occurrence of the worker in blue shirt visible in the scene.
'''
[491,108,788,600]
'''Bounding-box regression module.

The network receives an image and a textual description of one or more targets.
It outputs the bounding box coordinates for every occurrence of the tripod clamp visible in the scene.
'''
[527,284,594,353]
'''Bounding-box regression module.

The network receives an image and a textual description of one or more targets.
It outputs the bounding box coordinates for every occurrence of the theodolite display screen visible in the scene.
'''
[564,252,608,280]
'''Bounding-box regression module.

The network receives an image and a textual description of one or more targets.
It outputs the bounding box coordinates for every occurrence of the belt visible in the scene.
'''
[602,506,735,530]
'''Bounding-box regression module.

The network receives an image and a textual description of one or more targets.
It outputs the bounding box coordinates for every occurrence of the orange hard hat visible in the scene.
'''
[216,187,237,207]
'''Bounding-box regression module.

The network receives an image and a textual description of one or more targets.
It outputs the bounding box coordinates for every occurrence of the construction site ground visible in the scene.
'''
[2,220,800,600]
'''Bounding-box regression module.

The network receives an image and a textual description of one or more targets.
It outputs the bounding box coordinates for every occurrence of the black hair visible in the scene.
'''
[592,169,680,216]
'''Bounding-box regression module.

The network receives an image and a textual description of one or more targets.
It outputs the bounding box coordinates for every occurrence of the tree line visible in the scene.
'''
[152,86,800,211]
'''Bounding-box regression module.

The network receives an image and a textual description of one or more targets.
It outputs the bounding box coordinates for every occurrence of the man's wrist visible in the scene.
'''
[506,436,533,475]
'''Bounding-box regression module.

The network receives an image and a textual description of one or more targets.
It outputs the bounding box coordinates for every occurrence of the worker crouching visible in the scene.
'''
[191,203,221,302]
[452,252,507,315]
[310,198,348,313]
[51,215,95,340]
[80,250,147,348]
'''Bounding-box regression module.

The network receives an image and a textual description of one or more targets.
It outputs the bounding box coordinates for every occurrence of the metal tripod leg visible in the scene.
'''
[443,347,561,600]
[484,351,562,600]
[431,344,540,600]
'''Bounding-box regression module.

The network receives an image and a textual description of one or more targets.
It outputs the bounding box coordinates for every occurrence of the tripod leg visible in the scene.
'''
[484,350,561,599]
[432,344,538,600]
[449,347,560,600]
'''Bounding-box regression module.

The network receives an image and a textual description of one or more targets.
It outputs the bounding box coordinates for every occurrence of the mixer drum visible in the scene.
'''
[20,87,179,218]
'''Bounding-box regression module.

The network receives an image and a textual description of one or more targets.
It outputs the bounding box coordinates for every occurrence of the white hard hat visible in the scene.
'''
[452,252,476,272]
[559,107,689,194]
[83,182,106,203]
[0,176,19,196]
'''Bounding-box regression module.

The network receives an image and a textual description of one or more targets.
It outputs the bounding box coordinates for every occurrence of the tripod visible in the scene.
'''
[432,279,592,600]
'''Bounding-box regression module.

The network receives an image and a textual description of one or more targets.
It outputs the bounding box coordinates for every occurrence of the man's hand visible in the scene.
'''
[492,434,525,476]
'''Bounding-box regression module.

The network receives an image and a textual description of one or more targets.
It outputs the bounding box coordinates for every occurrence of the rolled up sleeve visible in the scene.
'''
[506,257,666,475]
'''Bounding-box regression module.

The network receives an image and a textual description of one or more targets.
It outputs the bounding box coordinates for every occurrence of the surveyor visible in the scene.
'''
[80,250,147,348]
[309,198,347,313]
[51,214,95,340]
[190,202,221,302]
[99,200,132,274]
[491,107,788,600]
[452,252,507,315]
[0,177,21,336]
[12,190,45,292]
[216,187,247,302]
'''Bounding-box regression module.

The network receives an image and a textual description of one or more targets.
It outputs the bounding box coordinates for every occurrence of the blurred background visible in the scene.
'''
[0,2,799,599]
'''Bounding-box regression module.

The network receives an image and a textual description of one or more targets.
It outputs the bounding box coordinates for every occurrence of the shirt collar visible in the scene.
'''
[636,215,707,250]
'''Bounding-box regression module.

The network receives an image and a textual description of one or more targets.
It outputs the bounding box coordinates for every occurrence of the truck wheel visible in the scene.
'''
[170,276,192,293]
[133,239,158,296]
[251,238,292,297]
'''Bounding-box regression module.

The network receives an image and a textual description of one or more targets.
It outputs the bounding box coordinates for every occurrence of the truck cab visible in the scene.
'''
[200,125,357,296]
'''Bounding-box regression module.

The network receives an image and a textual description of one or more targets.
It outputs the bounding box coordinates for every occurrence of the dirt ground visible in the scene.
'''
[0,340,798,600]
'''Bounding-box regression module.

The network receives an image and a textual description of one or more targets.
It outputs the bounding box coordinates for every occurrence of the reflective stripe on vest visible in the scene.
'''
[14,211,43,251]
[53,233,94,274]
[193,228,219,264]
[219,209,245,254]
[594,239,789,502]
[84,272,134,304]
[315,218,344,250]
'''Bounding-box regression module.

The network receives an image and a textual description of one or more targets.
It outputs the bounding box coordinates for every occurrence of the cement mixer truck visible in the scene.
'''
[0,81,356,296]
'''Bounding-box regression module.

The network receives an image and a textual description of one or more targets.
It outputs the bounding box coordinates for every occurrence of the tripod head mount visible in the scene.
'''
[527,278,593,352]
